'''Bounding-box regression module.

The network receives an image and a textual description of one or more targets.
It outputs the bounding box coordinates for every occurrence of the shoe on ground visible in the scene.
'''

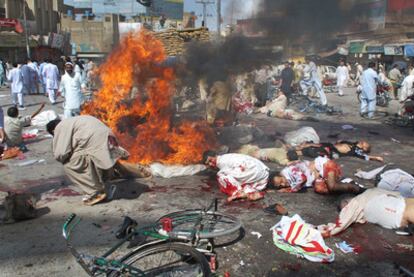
[18,106,26,111]
[83,192,107,206]
[395,226,412,236]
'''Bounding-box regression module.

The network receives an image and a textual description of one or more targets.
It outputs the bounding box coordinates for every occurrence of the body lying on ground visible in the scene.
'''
[318,188,414,237]
[256,91,316,121]
[270,156,362,194]
[289,140,384,162]
[203,151,269,202]
[355,165,414,198]
[237,144,289,165]
[47,115,150,206]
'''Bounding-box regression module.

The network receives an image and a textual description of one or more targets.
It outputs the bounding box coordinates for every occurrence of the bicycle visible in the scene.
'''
[62,199,242,276]
[289,94,342,115]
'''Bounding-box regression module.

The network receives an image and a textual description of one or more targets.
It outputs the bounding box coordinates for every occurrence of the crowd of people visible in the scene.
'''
[0,57,97,110]
[230,56,414,121]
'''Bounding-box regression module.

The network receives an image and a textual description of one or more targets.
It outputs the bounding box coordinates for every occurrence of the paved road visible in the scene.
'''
[0,86,413,276]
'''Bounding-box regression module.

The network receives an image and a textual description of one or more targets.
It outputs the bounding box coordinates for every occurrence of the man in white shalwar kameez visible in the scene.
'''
[336,59,349,96]
[47,115,150,206]
[59,62,85,118]
[360,62,378,118]
[42,59,60,104]
[300,57,327,105]
[203,151,269,202]
[399,72,414,102]
[7,63,25,109]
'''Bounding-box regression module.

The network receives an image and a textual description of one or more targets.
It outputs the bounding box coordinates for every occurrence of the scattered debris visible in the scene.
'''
[342,124,355,130]
[391,138,401,144]
[251,231,262,239]
[92,223,102,228]
[264,203,288,216]
[335,241,361,254]
[397,243,414,251]
[368,131,380,135]
[16,159,46,167]
[239,260,245,266]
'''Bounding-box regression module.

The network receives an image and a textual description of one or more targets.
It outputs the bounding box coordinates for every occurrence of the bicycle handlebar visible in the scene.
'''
[62,213,77,240]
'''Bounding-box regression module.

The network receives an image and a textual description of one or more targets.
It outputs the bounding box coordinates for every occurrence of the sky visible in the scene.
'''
[64,0,259,29]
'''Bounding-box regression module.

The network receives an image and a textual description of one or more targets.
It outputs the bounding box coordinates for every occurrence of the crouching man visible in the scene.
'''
[318,188,414,236]
[47,115,150,206]
[203,151,269,202]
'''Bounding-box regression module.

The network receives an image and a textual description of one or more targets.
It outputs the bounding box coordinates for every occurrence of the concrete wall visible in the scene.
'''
[61,14,119,53]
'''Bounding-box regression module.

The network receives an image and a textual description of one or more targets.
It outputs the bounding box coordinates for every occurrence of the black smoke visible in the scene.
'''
[252,0,356,49]
[179,35,276,86]
[178,0,360,85]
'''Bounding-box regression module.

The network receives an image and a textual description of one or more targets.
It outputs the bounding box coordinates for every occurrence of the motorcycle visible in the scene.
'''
[356,81,392,107]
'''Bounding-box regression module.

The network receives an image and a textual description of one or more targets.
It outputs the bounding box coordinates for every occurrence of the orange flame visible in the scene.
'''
[83,31,216,165]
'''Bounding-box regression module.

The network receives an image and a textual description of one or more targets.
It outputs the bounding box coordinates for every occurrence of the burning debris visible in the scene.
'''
[83,31,216,165]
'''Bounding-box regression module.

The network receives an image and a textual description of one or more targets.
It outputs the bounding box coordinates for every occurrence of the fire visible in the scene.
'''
[83,31,216,165]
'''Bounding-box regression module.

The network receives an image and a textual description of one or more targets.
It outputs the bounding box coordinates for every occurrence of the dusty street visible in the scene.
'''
[1,86,414,277]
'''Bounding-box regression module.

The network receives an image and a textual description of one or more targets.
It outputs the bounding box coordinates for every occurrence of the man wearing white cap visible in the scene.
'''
[59,62,86,118]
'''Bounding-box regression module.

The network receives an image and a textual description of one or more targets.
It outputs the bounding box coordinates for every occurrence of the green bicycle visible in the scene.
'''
[62,199,242,276]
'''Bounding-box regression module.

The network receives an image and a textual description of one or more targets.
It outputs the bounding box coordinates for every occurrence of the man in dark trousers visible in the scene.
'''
[280,61,295,102]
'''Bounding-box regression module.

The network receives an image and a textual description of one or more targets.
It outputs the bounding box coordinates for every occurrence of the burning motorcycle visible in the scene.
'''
[356,81,392,107]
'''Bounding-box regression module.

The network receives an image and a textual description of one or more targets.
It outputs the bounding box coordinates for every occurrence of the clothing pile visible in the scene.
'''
[271,214,335,263]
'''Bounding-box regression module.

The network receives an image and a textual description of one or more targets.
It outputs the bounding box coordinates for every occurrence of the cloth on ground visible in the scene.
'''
[149,163,207,178]
[237,144,289,165]
[31,110,59,127]
[216,153,269,197]
[271,214,335,263]
[355,165,414,197]
[284,127,320,146]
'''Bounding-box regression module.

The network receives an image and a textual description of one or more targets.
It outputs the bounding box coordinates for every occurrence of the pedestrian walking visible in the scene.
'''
[42,59,60,104]
[7,62,25,110]
[360,62,378,118]
[336,59,349,96]
[59,62,86,118]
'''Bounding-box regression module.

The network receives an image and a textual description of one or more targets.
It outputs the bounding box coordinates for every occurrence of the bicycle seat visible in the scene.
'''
[116,216,137,239]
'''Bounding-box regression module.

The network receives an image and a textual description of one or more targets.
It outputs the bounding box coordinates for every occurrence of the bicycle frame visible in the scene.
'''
[62,199,221,276]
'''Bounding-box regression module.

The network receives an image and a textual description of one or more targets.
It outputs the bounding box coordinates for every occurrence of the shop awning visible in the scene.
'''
[349,41,365,54]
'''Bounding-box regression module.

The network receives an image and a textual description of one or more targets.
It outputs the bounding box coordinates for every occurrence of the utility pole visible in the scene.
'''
[216,0,221,35]
[196,0,214,28]
[22,0,30,59]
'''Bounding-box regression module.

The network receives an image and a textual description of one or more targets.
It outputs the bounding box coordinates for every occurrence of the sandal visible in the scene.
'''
[83,192,107,206]
[264,203,288,215]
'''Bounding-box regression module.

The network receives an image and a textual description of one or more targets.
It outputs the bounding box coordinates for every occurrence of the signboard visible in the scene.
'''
[0,18,23,33]
[0,18,18,27]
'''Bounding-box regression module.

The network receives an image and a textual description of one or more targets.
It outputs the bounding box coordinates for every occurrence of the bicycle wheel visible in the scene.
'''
[157,210,242,239]
[361,111,388,120]
[108,242,211,277]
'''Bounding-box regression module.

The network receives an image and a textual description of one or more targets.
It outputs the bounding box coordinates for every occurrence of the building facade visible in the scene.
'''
[0,0,70,61]
[60,13,119,54]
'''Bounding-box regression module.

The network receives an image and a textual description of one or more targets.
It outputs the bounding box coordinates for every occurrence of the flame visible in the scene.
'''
[83,31,216,165]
